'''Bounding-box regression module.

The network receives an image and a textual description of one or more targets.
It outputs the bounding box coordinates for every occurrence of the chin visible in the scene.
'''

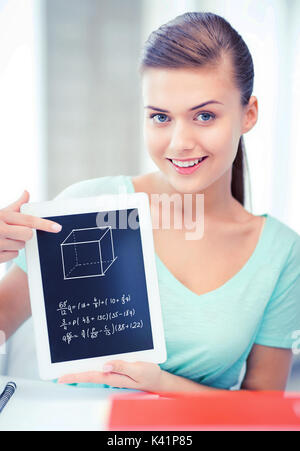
[152,159,210,194]
[166,175,208,195]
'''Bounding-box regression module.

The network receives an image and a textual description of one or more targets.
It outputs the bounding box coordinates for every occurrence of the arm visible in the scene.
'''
[0,190,62,343]
[158,370,221,392]
[0,264,31,341]
[240,343,293,390]
[58,344,293,392]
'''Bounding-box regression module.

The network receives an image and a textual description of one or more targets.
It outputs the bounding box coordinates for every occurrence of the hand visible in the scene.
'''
[58,360,163,393]
[0,191,62,264]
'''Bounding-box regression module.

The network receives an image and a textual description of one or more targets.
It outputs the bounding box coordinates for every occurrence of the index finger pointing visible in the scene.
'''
[3,211,62,233]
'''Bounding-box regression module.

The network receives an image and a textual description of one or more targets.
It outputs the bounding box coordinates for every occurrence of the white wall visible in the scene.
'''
[44,0,143,198]
[0,0,46,280]
[285,0,300,232]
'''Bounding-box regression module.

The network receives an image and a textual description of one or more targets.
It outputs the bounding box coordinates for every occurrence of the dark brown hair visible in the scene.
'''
[139,11,254,206]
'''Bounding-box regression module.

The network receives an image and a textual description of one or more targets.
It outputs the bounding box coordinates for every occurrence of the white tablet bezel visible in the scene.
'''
[21,192,167,380]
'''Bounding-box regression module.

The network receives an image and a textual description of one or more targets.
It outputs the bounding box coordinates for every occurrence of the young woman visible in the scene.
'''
[1,12,300,392]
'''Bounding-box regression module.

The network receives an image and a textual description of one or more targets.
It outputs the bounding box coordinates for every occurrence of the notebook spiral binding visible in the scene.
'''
[0,382,17,413]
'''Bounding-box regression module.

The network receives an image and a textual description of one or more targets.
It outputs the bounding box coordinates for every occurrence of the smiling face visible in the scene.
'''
[142,58,257,196]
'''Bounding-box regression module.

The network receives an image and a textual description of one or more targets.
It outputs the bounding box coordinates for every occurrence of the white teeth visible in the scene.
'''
[171,158,205,167]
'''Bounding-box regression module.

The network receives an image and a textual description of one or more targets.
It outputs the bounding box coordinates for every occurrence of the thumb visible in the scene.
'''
[3,190,30,212]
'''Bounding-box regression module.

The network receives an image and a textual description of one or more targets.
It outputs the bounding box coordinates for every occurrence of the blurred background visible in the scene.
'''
[1,0,300,217]
[1,0,300,388]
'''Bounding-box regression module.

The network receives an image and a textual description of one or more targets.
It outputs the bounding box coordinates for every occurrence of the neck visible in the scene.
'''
[154,168,239,225]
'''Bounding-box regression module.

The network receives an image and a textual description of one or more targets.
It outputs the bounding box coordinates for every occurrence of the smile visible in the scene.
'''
[167,156,208,174]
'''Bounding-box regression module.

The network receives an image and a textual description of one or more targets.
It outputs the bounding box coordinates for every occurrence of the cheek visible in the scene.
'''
[206,120,239,158]
[144,125,170,156]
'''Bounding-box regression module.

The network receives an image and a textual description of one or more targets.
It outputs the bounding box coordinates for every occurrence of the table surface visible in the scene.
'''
[2,375,300,431]
[0,375,140,431]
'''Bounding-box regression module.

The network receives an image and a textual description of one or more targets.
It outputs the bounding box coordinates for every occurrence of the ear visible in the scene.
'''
[241,96,258,134]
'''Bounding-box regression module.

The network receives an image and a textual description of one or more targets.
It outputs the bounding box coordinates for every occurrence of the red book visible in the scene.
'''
[106,390,300,431]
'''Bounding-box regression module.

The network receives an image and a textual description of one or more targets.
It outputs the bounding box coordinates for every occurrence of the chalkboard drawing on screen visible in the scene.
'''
[60,226,117,280]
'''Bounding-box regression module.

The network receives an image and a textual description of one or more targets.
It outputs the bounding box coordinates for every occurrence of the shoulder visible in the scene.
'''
[54,175,132,199]
[264,214,300,290]
[253,215,300,349]
[131,172,158,194]
[267,214,300,260]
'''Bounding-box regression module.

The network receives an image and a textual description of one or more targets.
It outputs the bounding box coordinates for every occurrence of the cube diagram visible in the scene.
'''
[61,226,117,279]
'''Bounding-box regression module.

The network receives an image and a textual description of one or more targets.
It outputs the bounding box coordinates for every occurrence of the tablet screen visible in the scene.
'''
[37,208,154,364]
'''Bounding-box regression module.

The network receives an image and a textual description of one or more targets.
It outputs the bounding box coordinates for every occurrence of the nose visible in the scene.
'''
[168,120,196,153]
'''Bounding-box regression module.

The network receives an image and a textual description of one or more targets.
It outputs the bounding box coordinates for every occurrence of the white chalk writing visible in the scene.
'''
[56,294,144,345]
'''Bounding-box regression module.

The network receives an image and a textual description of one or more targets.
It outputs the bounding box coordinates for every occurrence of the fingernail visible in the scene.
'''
[102,365,113,373]
[52,223,62,232]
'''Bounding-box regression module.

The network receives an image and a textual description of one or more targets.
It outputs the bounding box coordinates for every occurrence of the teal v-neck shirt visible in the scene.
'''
[13,175,300,390]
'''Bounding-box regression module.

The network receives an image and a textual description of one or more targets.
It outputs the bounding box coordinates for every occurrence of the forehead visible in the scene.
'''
[142,60,239,108]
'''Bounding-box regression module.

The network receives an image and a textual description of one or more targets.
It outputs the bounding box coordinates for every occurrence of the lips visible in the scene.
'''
[167,157,207,163]
[167,156,208,175]
[167,155,207,163]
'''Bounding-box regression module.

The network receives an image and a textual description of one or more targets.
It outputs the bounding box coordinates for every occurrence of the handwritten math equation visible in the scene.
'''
[56,294,144,345]
[62,320,144,345]
[57,294,131,316]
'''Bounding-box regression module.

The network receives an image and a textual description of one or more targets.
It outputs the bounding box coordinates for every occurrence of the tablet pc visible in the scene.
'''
[21,192,166,380]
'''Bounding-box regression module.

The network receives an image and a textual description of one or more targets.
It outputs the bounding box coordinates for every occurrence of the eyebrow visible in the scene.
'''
[144,100,224,113]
